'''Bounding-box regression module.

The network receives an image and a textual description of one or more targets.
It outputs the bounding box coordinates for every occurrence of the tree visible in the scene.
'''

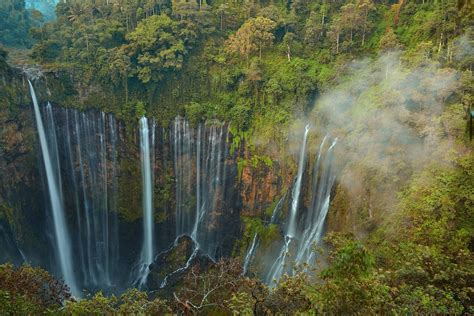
[225,17,277,60]
[103,47,132,101]
[126,14,195,83]
[0,0,43,47]
[172,259,264,314]
[0,264,72,312]
[304,11,324,48]
[328,15,343,54]
[357,0,375,46]
[379,27,401,51]
[283,32,296,62]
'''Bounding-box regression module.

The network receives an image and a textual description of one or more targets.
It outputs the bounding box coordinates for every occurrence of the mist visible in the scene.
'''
[308,50,465,225]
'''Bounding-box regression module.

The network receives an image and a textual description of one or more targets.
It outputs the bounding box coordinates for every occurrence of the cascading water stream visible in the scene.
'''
[135,117,155,288]
[295,138,337,266]
[24,92,336,292]
[172,118,228,260]
[160,246,199,289]
[264,128,337,286]
[242,193,287,275]
[192,123,202,242]
[28,81,79,295]
[62,109,120,289]
[270,194,287,225]
[265,125,310,284]
[174,118,194,237]
[243,233,259,275]
[287,125,310,238]
[265,235,292,284]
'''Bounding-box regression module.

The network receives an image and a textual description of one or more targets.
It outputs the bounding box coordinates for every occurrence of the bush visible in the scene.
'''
[0,264,71,312]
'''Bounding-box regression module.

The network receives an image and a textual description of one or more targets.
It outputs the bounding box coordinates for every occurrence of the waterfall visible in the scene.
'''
[270,194,287,225]
[243,192,287,276]
[62,109,120,289]
[25,90,336,292]
[172,119,228,260]
[28,81,79,295]
[265,235,293,284]
[135,117,155,288]
[242,233,259,275]
[33,99,122,291]
[287,125,310,238]
[174,117,194,237]
[295,138,337,266]
[192,123,202,242]
[264,128,337,286]
[194,122,228,259]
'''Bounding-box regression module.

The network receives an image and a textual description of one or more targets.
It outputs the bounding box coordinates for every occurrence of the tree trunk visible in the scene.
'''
[287,45,291,62]
[336,33,339,54]
[321,12,325,37]
[124,77,128,103]
[438,33,443,53]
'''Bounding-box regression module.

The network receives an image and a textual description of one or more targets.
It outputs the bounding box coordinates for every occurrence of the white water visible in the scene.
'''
[192,124,202,241]
[62,109,120,289]
[174,118,194,237]
[265,235,293,284]
[160,245,199,288]
[242,233,259,275]
[136,116,154,288]
[173,118,228,259]
[264,129,337,286]
[28,81,79,295]
[295,138,337,266]
[270,194,286,225]
[287,125,310,238]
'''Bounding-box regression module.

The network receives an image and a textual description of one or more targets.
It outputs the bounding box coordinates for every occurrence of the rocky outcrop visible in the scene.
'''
[146,236,213,296]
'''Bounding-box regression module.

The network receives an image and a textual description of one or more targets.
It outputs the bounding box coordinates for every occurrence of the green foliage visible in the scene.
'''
[241,216,279,253]
[184,102,205,125]
[21,0,470,148]
[0,0,43,47]
[1,0,472,314]
[64,289,170,314]
[0,290,44,315]
[0,263,71,312]
[321,233,375,280]
[227,291,254,315]
[127,14,195,83]
[225,16,277,60]
[120,100,145,124]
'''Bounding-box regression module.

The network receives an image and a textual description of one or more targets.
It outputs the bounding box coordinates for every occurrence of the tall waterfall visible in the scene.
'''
[265,129,337,286]
[172,118,229,260]
[62,109,120,288]
[24,94,336,291]
[173,118,194,236]
[135,117,155,288]
[295,138,337,266]
[287,124,310,238]
[28,81,79,295]
[31,97,120,291]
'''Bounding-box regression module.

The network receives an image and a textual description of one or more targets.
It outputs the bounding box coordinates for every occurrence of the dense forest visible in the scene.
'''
[0,0,473,314]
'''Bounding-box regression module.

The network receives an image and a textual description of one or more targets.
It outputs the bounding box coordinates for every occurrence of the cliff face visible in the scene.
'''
[0,73,295,291]
[0,70,354,292]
